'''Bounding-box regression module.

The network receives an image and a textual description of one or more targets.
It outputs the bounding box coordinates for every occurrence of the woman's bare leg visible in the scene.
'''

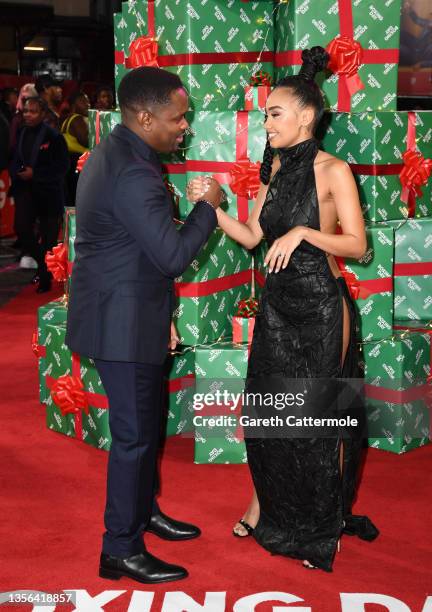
[233,487,260,536]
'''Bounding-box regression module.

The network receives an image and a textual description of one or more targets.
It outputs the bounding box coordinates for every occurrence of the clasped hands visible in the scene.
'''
[186,175,225,208]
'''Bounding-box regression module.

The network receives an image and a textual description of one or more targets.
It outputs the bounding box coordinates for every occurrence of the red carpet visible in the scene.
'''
[1,285,431,611]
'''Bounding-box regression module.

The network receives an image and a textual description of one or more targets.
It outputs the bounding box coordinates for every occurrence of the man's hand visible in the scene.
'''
[17,166,33,181]
[186,176,223,209]
[264,227,307,273]
[169,321,180,351]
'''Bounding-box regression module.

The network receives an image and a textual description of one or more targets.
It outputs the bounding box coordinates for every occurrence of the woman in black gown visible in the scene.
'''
[187,47,379,572]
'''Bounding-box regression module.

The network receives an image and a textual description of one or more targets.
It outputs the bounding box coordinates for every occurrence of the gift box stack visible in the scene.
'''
[38,0,431,458]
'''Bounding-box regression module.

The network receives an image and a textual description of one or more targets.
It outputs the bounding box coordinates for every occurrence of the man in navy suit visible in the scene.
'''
[66,67,222,584]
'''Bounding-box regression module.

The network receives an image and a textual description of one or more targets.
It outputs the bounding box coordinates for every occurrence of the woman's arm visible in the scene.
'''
[70,115,89,148]
[265,160,367,273]
[189,158,279,250]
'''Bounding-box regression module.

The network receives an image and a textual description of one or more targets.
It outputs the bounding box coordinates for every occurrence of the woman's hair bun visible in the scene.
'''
[299,46,330,82]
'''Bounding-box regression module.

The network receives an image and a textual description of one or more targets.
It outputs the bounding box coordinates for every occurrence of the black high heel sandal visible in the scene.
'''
[232,518,255,538]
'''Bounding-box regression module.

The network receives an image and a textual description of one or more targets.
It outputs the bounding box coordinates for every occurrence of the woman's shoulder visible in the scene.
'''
[315,150,350,176]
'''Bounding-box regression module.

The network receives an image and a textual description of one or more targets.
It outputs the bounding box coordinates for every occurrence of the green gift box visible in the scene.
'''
[337,223,394,342]
[36,299,68,403]
[362,330,431,453]
[165,349,195,437]
[321,111,432,222]
[275,0,401,112]
[366,400,429,454]
[113,0,275,110]
[43,323,111,449]
[173,228,253,346]
[194,342,249,464]
[385,218,432,321]
[183,109,266,221]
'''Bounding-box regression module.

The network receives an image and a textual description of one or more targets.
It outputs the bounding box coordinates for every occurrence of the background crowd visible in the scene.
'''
[0,78,115,293]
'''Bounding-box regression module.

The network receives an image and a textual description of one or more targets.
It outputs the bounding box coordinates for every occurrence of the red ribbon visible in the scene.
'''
[244,85,271,111]
[45,244,68,283]
[229,160,261,200]
[175,269,252,298]
[235,297,259,318]
[51,375,89,416]
[336,256,393,300]
[394,262,432,276]
[326,36,364,111]
[250,71,272,87]
[32,331,46,358]
[76,151,91,173]
[167,373,195,394]
[254,269,266,288]
[232,317,255,345]
[125,36,159,68]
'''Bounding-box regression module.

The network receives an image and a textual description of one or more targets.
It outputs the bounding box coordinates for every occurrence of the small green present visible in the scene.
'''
[362,329,431,453]
[165,349,195,437]
[275,0,401,112]
[194,342,249,464]
[113,0,275,110]
[366,399,429,454]
[386,218,432,321]
[36,299,68,404]
[321,111,432,222]
[337,223,394,341]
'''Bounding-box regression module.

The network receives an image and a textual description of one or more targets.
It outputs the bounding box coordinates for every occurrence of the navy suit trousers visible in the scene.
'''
[95,359,164,558]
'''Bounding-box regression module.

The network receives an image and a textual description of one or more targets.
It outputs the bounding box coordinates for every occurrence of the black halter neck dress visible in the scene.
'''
[245,138,379,572]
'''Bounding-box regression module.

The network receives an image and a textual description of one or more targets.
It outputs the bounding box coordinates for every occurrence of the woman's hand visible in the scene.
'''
[168,321,180,351]
[264,227,306,273]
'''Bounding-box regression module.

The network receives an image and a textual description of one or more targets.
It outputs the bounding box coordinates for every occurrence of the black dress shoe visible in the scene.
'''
[147,511,201,541]
[99,551,188,584]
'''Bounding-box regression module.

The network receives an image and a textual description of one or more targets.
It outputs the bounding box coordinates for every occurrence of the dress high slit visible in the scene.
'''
[245,138,379,572]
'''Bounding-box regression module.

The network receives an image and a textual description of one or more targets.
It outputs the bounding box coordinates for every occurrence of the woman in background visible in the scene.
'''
[61,91,90,204]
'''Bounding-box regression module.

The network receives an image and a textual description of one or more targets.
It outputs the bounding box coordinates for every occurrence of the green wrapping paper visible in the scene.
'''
[183,109,266,221]
[113,0,275,110]
[337,223,394,342]
[194,343,248,464]
[36,299,68,403]
[174,228,253,346]
[362,330,431,453]
[275,0,401,112]
[321,111,432,222]
[43,323,111,449]
[165,349,195,437]
[385,218,432,321]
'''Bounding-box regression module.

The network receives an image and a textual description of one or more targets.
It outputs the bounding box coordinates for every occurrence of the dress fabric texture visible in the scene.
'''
[245,138,378,572]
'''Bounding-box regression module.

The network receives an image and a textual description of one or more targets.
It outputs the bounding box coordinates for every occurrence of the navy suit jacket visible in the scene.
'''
[66,124,217,364]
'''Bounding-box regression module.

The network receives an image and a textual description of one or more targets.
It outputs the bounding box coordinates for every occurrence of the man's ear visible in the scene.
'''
[136,109,153,132]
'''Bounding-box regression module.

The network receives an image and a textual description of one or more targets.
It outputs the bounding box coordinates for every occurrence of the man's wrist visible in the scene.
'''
[196,198,216,210]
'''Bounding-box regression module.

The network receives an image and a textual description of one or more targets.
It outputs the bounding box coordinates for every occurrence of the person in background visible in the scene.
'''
[61,91,90,204]
[94,85,115,111]
[35,75,63,130]
[0,108,9,171]
[9,97,69,293]
[0,87,18,122]
[10,83,38,150]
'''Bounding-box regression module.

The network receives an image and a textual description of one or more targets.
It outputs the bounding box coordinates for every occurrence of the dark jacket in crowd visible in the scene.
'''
[9,122,69,213]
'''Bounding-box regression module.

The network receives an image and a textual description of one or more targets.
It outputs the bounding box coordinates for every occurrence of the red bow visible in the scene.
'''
[250,71,273,87]
[76,151,91,173]
[236,297,259,318]
[229,160,261,199]
[326,36,364,96]
[51,375,89,416]
[340,270,360,300]
[399,150,432,203]
[45,244,68,283]
[125,36,159,69]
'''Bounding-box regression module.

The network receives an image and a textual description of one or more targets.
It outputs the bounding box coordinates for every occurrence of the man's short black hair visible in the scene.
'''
[24,96,48,113]
[118,67,185,113]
